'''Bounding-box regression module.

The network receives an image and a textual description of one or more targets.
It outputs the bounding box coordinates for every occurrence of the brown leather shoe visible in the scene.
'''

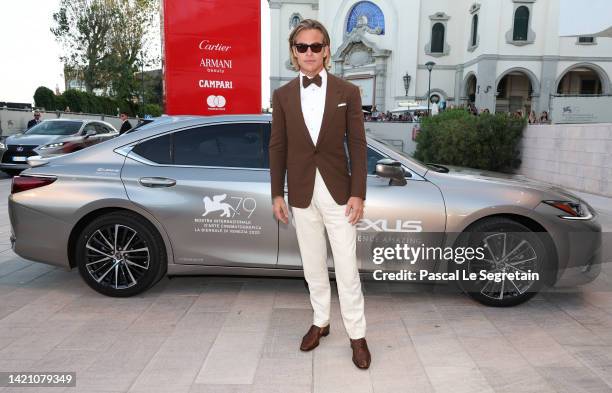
[350,337,371,369]
[299,324,330,351]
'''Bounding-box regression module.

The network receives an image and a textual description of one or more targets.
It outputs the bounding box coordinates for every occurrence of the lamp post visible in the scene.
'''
[403,73,411,96]
[425,61,436,115]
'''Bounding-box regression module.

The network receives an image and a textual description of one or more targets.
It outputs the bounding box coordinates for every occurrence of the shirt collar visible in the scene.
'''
[299,68,327,90]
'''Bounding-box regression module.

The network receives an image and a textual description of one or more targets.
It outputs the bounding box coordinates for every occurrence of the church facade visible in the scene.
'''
[268,0,612,115]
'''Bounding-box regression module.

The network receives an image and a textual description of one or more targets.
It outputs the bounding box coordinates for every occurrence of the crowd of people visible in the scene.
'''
[364,107,427,122]
[464,103,551,123]
[364,102,552,124]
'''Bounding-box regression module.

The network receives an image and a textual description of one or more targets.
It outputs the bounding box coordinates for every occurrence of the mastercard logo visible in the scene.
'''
[207,95,226,108]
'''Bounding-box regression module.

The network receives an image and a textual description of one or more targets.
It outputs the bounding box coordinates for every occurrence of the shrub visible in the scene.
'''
[33,87,148,116]
[414,109,526,173]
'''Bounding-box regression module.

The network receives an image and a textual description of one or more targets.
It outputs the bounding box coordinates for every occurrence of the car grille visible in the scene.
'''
[1,145,39,164]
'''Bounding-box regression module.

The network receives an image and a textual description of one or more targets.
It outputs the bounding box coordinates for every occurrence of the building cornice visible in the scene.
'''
[268,0,318,10]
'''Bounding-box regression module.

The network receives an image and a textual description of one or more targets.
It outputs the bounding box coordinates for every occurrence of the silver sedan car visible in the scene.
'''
[0,119,119,176]
[8,115,601,306]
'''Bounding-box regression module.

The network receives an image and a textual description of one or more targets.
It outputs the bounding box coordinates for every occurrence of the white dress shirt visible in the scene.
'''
[299,68,327,146]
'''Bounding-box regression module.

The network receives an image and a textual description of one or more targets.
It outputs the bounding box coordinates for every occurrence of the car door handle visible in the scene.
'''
[139,177,176,188]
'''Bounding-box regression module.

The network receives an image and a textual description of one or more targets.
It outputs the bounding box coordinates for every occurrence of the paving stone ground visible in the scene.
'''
[1,175,611,393]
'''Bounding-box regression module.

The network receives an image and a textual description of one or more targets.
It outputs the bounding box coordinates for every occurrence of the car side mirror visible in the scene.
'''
[84,130,97,138]
[375,158,407,186]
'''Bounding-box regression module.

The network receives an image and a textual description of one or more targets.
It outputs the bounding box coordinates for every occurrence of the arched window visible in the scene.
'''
[289,14,301,29]
[513,6,529,41]
[346,1,385,35]
[431,23,445,53]
[471,14,478,47]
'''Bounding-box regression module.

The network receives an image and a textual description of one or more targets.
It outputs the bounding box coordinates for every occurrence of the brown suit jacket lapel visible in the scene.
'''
[317,72,342,148]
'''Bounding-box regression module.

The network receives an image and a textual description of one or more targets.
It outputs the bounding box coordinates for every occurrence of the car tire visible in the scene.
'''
[455,217,550,307]
[75,212,167,297]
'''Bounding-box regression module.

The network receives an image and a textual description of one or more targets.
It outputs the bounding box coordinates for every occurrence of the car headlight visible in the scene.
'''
[542,200,594,220]
[39,142,65,150]
[0,142,5,149]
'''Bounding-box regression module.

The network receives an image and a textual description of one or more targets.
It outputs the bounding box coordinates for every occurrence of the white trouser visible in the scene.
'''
[291,167,366,339]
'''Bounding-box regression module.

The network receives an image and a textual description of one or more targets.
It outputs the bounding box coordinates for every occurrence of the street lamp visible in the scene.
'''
[403,73,411,96]
[425,61,436,115]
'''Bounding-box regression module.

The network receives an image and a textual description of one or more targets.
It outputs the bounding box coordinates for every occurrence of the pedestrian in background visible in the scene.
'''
[119,112,132,134]
[529,110,538,124]
[27,110,42,129]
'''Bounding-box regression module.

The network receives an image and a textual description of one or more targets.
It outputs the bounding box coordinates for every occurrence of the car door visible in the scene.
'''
[121,121,278,267]
[355,146,447,277]
[277,142,447,279]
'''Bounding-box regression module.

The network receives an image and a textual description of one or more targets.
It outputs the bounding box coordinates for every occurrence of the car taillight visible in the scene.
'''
[11,175,57,194]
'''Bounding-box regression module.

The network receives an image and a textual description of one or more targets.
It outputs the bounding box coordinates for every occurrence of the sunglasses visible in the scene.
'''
[294,42,326,53]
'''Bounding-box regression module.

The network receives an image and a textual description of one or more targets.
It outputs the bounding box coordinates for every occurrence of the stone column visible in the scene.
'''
[475,57,497,112]
[538,56,558,115]
[373,56,387,111]
[454,66,464,106]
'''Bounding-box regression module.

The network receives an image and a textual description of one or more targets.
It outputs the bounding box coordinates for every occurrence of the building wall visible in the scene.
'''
[518,123,612,197]
[269,0,612,118]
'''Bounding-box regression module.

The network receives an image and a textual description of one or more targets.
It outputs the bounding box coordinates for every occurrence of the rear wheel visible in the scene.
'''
[75,212,167,297]
[456,217,551,307]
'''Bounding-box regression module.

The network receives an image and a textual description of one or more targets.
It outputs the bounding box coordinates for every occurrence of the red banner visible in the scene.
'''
[162,0,261,115]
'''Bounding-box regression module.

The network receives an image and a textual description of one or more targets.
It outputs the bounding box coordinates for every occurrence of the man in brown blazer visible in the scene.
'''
[269,19,371,369]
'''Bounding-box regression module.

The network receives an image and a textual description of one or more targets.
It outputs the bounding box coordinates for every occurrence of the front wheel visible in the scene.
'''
[75,212,167,297]
[456,217,551,307]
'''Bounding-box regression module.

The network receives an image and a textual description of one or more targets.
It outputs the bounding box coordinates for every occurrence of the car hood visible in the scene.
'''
[6,134,66,146]
[439,165,583,201]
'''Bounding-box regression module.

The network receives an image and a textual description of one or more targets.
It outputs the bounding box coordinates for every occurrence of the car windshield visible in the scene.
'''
[372,137,450,172]
[25,121,82,135]
[372,137,425,164]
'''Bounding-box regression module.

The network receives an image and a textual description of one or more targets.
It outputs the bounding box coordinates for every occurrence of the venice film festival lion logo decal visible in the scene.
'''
[202,194,257,218]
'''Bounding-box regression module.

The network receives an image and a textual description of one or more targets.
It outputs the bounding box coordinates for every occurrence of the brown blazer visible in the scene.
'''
[269,70,367,208]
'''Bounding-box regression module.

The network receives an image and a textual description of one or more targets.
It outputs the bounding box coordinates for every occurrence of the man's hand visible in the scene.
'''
[273,196,289,224]
[345,196,364,225]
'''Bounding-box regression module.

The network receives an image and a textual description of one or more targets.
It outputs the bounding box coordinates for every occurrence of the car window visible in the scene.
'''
[132,133,172,164]
[367,147,386,174]
[262,123,271,168]
[83,124,97,134]
[94,124,108,134]
[173,123,264,168]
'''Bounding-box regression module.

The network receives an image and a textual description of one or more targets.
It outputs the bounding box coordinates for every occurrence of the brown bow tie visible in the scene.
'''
[302,74,322,88]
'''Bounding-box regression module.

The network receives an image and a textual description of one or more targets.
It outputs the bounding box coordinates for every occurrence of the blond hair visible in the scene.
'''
[288,19,332,72]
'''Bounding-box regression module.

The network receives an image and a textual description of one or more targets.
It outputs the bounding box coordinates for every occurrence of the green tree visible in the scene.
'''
[107,0,159,102]
[51,0,115,93]
[52,0,160,102]
[33,86,56,110]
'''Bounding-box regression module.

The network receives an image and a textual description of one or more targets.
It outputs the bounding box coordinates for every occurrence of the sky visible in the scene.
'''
[0,0,609,106]
[559,0,611,36]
